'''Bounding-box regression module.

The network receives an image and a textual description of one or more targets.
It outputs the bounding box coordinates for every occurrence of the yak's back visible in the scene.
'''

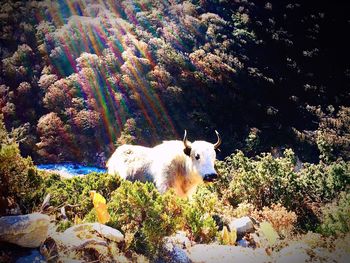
[151,140,185,161]
[107,144,153,182]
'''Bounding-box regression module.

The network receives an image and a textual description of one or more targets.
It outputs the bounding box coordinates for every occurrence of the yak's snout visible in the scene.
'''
[203,173,218,182]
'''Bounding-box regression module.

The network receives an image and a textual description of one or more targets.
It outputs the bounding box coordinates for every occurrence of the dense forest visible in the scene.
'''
[1,0,349,165]
[1,0,350,262]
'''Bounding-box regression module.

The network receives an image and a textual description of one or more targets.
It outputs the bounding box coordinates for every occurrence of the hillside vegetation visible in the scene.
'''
[1,0,349,165]
[1,114,349,260]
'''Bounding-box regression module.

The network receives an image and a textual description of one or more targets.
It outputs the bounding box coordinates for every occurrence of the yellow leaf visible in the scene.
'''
[221,226,237,245]
[260,221,278,246]
[229,227,237,244]
[221,226,229,244]
[90,191,110,224]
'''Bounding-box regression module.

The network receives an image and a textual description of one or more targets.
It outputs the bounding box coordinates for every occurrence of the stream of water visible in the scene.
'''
[36,163,106,176]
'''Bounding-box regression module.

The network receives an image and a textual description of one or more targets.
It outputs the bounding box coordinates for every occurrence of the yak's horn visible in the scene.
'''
[183,130,191,149]
[213,130,222,149]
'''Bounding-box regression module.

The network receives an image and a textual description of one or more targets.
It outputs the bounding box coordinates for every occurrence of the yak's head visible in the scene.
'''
[183,130,221,182]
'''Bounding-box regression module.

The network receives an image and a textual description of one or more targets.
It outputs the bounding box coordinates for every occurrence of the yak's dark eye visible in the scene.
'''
[195,154,200,160]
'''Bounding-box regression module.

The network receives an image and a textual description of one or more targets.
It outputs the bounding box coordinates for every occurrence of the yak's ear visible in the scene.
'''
[183,146,191,156]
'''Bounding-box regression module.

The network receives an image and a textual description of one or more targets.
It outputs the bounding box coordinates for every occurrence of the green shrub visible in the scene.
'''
[299,161,350,202]
[0,115,42,215]
[215,149,350,230]
[108,181,183,256]
[317,191,350,236]
[215,149,299,209]
[183,185,219,243]
[34,172,121,219]
[251,203,297,238]
[106,181,219,256]
[314,106,350,163]
[56,220,74,232]
[297,161,349,230]
[83,207,97,223]
[245,128,261,154]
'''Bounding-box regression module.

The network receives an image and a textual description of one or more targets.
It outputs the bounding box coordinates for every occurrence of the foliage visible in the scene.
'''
[36,112,71,162]
[2,110,350,257]
[317,191,350,236]
[0,115,40,215]
[34,172,121,220]
[107,181,184,256]
[259,221,279,247]
[245,128,261,154]
[115,118,141,147]
[298,161,350,202]
[2,0,349,164]
[215,149,300,209]
[231,202,255,218]
[1,0,350,258]
[106,181,220,256]
[251,204,297,238]
[295,106,350,163]
[182,185,219,243]
[215,149,350,229]
[316,107,350,162]
[56,220,74,232]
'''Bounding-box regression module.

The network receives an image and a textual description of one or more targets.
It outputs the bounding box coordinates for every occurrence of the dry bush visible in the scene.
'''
[251,203,297,238]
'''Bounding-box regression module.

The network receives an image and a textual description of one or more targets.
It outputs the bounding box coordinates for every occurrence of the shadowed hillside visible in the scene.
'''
[1,0,349,165]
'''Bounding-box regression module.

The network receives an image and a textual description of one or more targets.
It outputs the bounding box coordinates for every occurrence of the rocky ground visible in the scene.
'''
[1,212,349,262]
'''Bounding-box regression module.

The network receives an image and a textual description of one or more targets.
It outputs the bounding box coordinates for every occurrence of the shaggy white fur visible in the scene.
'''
[106,140,217,197]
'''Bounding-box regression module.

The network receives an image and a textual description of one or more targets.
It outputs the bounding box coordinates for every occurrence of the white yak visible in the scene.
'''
[107,130,221,197]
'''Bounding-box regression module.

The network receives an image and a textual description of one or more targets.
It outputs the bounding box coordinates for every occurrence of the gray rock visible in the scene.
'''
[159,231,192,263]
[0,213,50,248]
[275,242,310,263]
[187,244,270,263]
[89,223,124,243]
[64,223,124,242]
[60,223,124,246]
[330,246,350,263]
[229,216,254,235]
[41,223,125,262]
[164,231,191,249]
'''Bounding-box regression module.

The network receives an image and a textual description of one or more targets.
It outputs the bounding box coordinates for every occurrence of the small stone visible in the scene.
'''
[237,239,249,247]
[161,242,191,263]
[164,231,191,249]
[160,231,192,263]
[0,213,50,248]
[90,223,124,243]
[229,216,254,235]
